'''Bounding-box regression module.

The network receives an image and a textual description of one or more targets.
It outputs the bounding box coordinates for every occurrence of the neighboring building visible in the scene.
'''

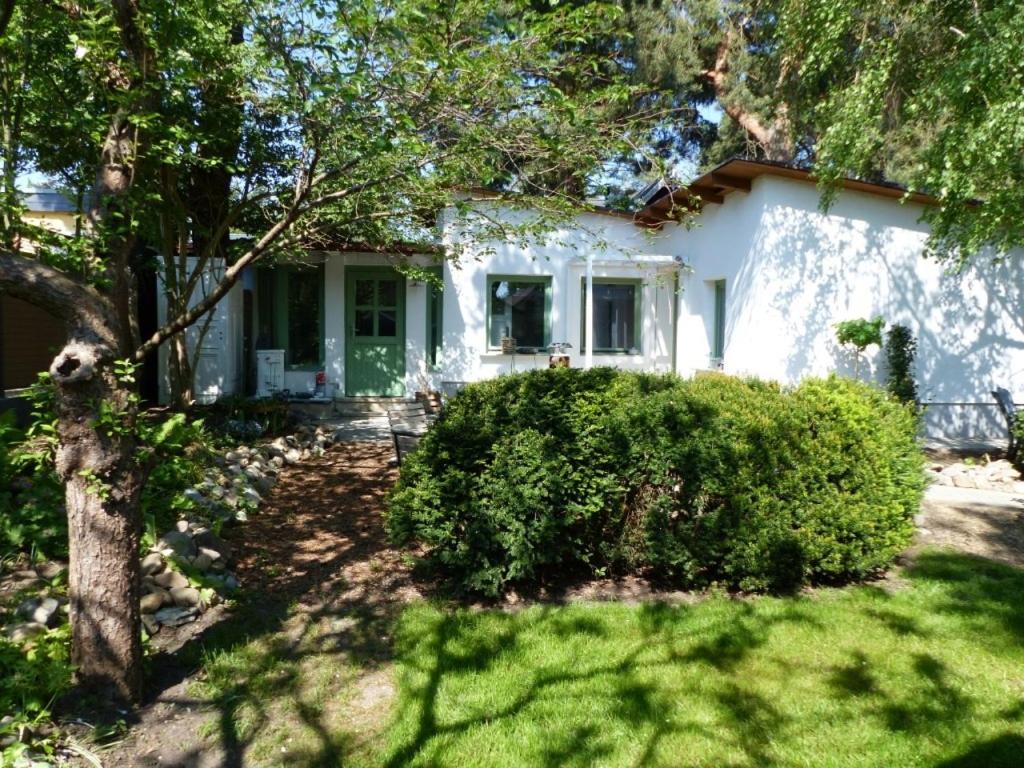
[0,190,78,394]
[2,189,159,406]
[163,159,1024,443]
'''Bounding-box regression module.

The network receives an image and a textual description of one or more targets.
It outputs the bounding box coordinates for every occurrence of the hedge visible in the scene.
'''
[386,368,925,595]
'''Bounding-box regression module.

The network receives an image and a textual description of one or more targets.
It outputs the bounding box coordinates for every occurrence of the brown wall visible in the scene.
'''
[1,295,66,390]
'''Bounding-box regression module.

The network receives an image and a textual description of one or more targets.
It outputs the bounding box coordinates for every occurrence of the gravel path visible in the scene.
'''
[918,485,1024,568]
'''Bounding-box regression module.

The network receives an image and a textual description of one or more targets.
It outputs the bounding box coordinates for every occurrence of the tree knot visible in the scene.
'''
[50,342,100,384]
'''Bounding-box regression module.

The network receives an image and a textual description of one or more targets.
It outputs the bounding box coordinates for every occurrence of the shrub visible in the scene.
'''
[835,316,885,379]
[387,368,925,595]
[0,625,72,765]
[885,324,918,404]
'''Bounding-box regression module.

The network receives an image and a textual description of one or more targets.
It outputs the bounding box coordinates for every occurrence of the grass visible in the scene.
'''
[191,550,1024,767]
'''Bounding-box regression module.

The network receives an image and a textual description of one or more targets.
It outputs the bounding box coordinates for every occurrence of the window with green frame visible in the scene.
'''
[580,278,641,354]
[487,275,551,350]
[426,266,443,367]
[255,265,324,368]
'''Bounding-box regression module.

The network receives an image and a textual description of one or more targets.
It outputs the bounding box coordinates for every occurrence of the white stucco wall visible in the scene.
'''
[437,206,681,386]
[665,175,1024,442]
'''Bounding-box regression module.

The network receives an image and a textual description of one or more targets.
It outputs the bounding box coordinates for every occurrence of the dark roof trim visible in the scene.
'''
[635,158,938,227]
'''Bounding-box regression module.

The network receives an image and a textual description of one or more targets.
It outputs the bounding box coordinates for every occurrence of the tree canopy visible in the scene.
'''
[780,0,1024,264]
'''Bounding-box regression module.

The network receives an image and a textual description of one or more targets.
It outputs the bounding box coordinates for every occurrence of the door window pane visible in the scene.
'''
[489,279,547,349]
[378,279,398,307]
[287,269,321,365]
[355,279,375,306]
[354,309,374,336]
[586,282,636,352]
[378,309,397,337]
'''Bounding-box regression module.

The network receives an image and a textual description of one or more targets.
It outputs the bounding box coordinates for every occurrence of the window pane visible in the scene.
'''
[490,280,546,349]
[379,279,397,307]
[287,269,321,365]
[355,279,374,306]
[354,309,374,336]
[378,309,397,337]
[592,283,635,351]
[712,280,726,361]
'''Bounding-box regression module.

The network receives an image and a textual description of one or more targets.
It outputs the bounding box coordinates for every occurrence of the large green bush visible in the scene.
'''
[387,369,925,595]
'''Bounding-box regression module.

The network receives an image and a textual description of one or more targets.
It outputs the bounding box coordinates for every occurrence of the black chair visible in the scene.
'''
[991,387,1018,457]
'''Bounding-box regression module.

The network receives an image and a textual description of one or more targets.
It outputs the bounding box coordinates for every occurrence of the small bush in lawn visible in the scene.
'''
[387,368,925,595]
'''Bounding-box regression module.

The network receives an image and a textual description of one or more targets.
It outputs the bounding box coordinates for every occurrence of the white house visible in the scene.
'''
[160,159,1024,444]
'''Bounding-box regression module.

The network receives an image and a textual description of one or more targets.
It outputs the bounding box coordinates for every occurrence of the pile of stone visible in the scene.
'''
[140,523,238,634]
[2,421,340,643]
[3,594,66,644]
[928,458,1024,492]
[137,421,340,632]
[185,423,338,524]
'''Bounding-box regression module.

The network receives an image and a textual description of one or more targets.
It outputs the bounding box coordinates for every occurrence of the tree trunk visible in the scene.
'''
[50,330,144,703]
[167,331,194,409]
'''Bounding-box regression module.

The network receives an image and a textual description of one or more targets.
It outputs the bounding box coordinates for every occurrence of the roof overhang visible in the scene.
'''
[635,158,938,227]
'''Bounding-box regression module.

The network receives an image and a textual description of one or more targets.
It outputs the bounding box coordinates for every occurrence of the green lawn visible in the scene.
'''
[195,550,1024,767]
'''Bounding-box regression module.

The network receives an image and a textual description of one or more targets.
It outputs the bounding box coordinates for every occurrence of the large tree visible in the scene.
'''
[624,0,807,168]
[0,0,657,702]
[779,0,1024,264]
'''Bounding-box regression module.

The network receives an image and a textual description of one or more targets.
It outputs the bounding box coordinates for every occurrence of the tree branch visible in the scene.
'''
[0,250,116,343]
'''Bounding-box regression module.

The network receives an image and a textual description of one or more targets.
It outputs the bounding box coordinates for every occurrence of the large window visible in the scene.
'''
[581,279,640,354]
[256,265,324,367]
[487,276,551,350]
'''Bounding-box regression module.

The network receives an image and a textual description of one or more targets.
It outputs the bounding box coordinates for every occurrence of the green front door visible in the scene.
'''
[345,268,406,396]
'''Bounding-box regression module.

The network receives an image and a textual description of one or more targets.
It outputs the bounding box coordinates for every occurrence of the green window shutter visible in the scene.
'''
[426,266,443,367]
[712,279,726,364]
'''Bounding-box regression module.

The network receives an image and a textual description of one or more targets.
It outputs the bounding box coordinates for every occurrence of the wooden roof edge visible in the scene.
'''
[636,158,939,225]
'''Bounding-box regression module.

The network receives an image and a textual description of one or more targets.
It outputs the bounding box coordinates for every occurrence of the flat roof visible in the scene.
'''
[634,158,937,227]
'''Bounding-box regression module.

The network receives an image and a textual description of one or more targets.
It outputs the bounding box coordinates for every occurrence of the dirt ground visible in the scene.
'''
[72,442,1024,767]
[85,441,417,768]
[916,484,1024,568]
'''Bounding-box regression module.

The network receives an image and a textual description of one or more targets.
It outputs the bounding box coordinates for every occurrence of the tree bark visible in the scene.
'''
[705,26,795,163]
[54,342,143,703]
[167,331,194,410]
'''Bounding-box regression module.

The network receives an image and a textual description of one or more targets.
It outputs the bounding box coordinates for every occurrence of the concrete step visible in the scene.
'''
[333,397,413,416]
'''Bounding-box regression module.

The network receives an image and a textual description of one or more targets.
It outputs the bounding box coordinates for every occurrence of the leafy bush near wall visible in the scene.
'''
[387,368,925,595]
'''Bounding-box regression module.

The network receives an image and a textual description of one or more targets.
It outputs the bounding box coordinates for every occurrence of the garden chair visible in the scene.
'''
[387,401,433,466]
[991,387,1018,458]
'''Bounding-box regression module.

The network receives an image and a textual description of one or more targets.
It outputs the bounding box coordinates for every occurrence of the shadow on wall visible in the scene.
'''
[733,196,1024,442]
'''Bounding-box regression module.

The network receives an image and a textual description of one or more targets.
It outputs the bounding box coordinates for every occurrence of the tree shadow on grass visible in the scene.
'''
[379,551,1024,768]
[82,445,1024,768]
